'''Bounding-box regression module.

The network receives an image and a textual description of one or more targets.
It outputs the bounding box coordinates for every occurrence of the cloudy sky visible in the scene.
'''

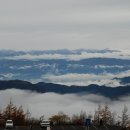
[0,0,130,50]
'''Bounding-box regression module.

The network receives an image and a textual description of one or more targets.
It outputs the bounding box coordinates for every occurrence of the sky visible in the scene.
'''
[0,0,130,50]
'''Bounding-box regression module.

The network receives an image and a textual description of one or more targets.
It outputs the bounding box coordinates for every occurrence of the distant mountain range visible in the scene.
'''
[0,49,130,87]
[0,79,130,99]
[0,49,119,57]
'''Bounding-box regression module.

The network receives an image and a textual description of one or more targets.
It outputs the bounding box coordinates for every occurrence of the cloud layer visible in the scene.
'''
[32,70,130,87]
[2,49,130,60]
[0,49,130,87]
[0,89,130,119]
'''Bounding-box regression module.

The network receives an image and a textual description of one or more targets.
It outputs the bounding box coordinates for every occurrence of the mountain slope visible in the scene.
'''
[0,80,130,99]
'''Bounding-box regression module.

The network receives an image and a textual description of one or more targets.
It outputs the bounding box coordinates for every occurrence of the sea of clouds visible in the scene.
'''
[2,49,130,60]
[0,89,130,119]
[30,70,130,87]
[0,49,130,87]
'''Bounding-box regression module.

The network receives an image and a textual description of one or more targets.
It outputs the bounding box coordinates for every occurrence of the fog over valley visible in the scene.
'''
[0,89,130,118]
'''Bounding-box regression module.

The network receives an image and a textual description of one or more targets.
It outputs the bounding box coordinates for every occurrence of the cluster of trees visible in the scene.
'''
[0,101,130,129]
[93,104,130,128]
[49,104,130,129]
[0,100,32,126]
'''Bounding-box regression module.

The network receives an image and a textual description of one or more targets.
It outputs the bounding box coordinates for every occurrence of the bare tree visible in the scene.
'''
[119,105,129,128]
[72,111,87,125]
[109,112,116,125]
[80,110,87,121]
[40,115,44,121]
[101,104,111,124]
[50,111,70,125]
[94,104,111,125]
[94,105,102,125]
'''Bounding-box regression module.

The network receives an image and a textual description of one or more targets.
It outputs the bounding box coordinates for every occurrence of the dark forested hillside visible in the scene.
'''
[0,80,130,99]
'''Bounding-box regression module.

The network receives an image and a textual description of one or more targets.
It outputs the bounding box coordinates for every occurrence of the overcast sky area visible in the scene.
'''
[0,0,130,50]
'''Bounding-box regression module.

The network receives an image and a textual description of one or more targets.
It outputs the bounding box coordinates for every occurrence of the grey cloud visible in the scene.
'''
[0,0,130,50]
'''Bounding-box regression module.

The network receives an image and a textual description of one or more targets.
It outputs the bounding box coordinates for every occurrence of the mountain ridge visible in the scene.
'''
[0,80,130,99]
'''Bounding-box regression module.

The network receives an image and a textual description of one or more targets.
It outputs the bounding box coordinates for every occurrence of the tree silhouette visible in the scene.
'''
[3,100,25,125]
[94,104,111,125]
[50,111,70,125]
[119,105,129,128]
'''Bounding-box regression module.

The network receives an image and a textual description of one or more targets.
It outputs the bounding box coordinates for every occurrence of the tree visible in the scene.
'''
[80,110,87,121]
[94,104,111,125]
[101,104,111,124]
[119,105,129,128]
[50,115,61,124]
[109,112,116,126]
[15,106,25,125]
[40,115,44,121]
[3,101,26,125]
[50,111,70,125]
[24,109,32,125]
[94,105,102,125]
[3,100,16,120]
[0,109,4,126]
[72,111,87,125]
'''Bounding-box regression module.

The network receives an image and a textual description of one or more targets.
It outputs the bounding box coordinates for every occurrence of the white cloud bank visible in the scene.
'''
[30,70,130,87]
[0,89,130,119]
[2,49,130,60]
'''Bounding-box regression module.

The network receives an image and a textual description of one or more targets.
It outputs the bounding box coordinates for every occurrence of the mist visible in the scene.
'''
[0,89,130,119]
